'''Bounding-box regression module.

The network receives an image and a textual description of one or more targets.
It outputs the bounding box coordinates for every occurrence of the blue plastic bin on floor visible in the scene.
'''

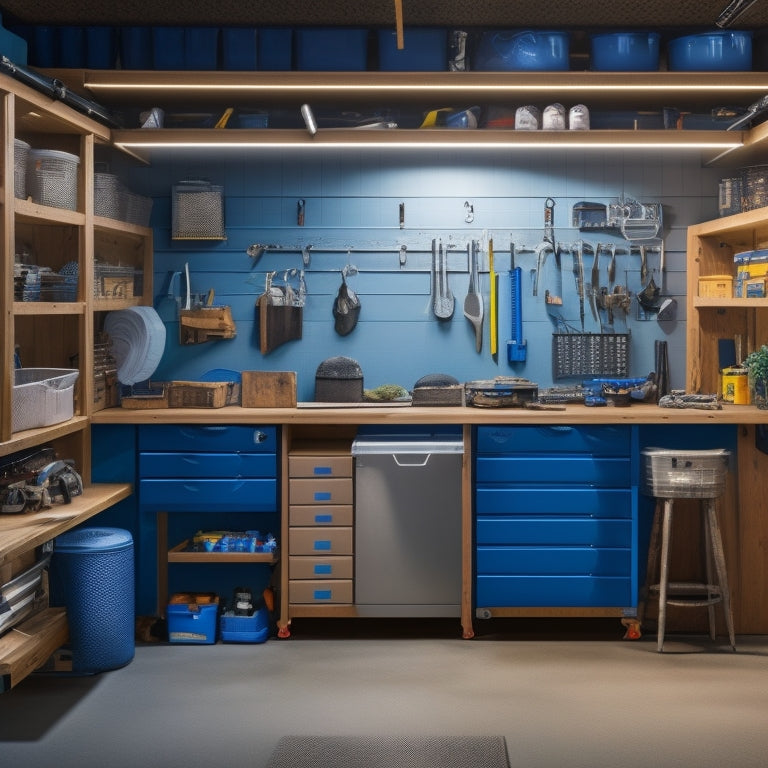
[50,527,135,675]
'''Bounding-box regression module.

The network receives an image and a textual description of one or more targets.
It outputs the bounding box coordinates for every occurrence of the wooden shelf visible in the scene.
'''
[168,539,278,564]
[0,608,68,693]
[0,483,133,566]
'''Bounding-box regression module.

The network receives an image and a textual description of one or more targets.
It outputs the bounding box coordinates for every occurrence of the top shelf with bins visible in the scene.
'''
[47,68,768,167]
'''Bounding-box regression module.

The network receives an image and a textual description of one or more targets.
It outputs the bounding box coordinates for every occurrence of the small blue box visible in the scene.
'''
[295,27,369,71]
[222,27,258,70]
[258,27,293,70]
[185,27,219,70]
[167,593,219,644]
[120,27,152,70]
[153,26,185,70]
[378,28,447,71]
[220,607,270,643]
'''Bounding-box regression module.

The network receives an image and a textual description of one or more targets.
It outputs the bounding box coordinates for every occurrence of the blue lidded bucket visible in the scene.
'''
[668,30,752,72]
[590,32,660,71]
[50,527,135,675]
[474,30,570,71]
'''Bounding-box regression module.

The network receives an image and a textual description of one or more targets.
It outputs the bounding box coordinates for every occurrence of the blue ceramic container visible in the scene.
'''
[590,32,660,71]
[668,30,752,72]
[474,30,570,71]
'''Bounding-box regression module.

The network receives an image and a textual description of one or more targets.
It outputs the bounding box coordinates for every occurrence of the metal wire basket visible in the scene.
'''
[28,149,80,211]
[172,180,225,240]
[641,448,730,499]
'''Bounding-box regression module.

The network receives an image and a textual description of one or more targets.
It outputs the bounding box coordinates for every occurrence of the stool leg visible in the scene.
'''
[657,499,674,652]
[702,506,717,641]
[706,499,736,651]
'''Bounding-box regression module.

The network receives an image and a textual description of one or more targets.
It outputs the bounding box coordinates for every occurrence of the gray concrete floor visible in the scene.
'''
[1,620,767,768]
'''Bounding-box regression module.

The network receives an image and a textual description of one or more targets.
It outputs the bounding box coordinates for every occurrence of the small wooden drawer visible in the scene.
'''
[289,455,352,479]
[289,526,353,555]
[289,477,353,505]
[289,555,354,580]
[289,504,354,527]
[289,579,354,604]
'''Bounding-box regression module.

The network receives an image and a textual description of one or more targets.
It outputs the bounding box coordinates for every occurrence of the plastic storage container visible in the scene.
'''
[378,28,447,71]
[85,26,116,69]
[473,30,570,71]
[258,27,293,70]
[12,368,79,433]
[49,528,135,674]
[221,27,258,70]
[167,593,219,644]
[668,30,752,72]
[120,26,152,69]
[27,149,80,211]
[57,26,85,68]
[295,27,369,71]
[152,26,185,70]
[590,31,660,71]
[185,27,219,70]
[220,606,270,643]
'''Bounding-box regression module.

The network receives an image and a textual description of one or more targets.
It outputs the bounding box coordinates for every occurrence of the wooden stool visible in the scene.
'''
[641,448,736,653]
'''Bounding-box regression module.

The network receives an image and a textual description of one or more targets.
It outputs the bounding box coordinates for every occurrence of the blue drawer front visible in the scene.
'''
[139,452,276,478]
[476,487,632,517]
[477,425,630,456]
[476,546,630,576]
[476,518,631,547]
[476,575,631,607]
[476,456,631,486]
[139,478,276,511]
[138,425,277,453]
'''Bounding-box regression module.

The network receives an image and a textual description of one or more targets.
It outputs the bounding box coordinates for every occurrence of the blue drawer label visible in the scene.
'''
[314,491,332,501]
[314,467,332,475]
[313,589,332,600]
[314,564,332,575]
[313,540,332,551]
[314,513,333,523]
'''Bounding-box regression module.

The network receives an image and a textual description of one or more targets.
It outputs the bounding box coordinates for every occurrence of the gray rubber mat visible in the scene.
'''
[266,734,510,768]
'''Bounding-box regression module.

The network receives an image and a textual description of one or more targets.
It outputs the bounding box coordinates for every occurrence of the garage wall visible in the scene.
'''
[109,146,722,398]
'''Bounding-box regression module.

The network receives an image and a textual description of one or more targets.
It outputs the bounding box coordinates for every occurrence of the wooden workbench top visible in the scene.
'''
[90,402,768,426]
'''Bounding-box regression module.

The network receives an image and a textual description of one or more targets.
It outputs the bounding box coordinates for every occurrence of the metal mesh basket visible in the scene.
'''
[28,149,80,211]
[641,448,730,499]
[14,139,29,200]
[124,191,153,227]
[172,180,225,239]
[552,332,629,379]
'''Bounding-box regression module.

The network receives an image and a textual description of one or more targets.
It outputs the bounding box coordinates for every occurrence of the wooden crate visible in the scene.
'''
[168,380,239,408]
[242,371,297,408]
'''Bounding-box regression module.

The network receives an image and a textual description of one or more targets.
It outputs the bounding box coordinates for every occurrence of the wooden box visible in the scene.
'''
[242,371,297,408]
[698,275,733,298]
[167,380,240,408]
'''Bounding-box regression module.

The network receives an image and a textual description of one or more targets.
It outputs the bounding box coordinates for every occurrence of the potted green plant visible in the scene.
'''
[744,344,768,409]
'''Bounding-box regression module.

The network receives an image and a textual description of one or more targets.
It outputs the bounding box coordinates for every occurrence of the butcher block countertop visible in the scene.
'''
[90,402,767,426]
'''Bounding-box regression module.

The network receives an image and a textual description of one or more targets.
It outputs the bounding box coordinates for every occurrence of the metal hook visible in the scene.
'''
[464,201,474,224]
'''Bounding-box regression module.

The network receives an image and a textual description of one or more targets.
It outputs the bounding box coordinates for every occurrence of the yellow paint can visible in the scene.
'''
[721,366,750,404]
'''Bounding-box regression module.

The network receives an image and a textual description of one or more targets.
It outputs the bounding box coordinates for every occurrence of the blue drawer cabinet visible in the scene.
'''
[138,425,279,614]
[474,424,639,614]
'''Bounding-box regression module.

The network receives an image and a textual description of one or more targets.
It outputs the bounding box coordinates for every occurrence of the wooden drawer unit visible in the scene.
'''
[287,440,355,617]
[474,425,639,616]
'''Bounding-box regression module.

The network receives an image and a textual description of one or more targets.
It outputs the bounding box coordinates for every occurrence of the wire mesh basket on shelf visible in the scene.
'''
[171,179,225,240]
[27,149,80,211]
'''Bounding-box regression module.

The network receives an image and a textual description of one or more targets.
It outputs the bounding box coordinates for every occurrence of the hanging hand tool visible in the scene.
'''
[607,242,617,288]
[587,242,601,324]
[507,243,527,363]
[432,239,455,320]
[463,240,484,352]
[571,240,586,330]
[489,238,498,356]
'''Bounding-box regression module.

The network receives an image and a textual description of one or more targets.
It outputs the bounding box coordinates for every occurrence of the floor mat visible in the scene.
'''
[266,734,510,768]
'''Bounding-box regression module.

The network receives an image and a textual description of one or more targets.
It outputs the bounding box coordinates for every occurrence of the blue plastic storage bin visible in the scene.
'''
[220,606,270,643]
[153,26,185,70]
[668,30,752,71]
[167,593,219,644]
[0,15,28,65]
[27,26,56,67]
[86,26,116,69]
[474,30,570,71]
[258,27,293,70]
[120,26,152,69]
[58,26,85,68]
[49,527,135,674]
[185,27,219,70]
[590,32,660,72]
[295,27,369,71]
[222,27,258,70]
[378,27,447,71]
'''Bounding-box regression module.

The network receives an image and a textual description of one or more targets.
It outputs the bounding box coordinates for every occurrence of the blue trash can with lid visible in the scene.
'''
[50,527,135,674]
